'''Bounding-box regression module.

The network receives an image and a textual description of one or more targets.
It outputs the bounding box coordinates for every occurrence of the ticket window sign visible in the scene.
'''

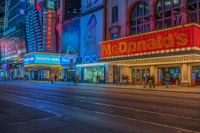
[24,54,60,65]
[35,54,60,65]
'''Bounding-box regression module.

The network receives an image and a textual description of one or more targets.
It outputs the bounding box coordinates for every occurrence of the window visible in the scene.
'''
[130,1,150,35]
[188,0,200,23]
[155,0,182,29]
[112,6,118,23]
[112,33,119,39]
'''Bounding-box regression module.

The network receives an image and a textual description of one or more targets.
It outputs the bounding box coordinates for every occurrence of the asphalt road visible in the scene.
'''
[0,81,200,133]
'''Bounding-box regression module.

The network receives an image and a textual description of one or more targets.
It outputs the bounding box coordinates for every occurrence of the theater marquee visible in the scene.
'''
[101,24,200,58]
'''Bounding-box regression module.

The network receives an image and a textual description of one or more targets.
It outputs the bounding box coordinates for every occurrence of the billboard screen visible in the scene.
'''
[0,32,26,61]
[62,18,80,55]
[80,9,104,63]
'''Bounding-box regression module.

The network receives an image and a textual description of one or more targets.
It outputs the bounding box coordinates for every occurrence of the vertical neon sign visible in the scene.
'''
[46,8,56,52]
[47,9,52,49]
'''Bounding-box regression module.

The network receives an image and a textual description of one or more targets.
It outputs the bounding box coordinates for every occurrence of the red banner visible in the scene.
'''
[101,24,200,58]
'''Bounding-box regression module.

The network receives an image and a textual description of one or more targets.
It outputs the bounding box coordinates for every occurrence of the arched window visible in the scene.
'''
[155,0,182,29]
[130,1,150,35]
[188,0,200,23]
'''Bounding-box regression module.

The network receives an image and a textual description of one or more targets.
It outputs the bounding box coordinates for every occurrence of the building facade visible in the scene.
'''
[23,0,81,81]
[24,0,61,80]
[101,0,200,86]
[0,0,30,80]
[76,0,106,83]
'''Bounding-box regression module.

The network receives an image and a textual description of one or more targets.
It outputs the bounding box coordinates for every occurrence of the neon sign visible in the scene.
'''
[84,55,99,64]
[101,24,200,58]
[47,9,52,49]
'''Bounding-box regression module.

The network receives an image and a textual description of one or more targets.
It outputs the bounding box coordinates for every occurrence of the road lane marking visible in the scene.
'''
[0,93,199,133]
[0,88,200,123]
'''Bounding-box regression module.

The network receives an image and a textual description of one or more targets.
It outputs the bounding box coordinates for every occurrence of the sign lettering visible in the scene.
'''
[100,25,198,58]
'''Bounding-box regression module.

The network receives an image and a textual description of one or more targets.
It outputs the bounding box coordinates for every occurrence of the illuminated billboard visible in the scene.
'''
[23,53,77,66]
[24,53,60,65]
[0,34,26,61]
[62,18,80,55]
[80,9,104,63]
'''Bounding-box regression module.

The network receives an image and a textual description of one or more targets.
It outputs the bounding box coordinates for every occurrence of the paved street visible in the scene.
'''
[0,81,200,133]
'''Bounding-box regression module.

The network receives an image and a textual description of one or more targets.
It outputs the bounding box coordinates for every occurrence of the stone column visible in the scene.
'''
[150,65,158,85]
[105,65,114,84]
[181,63,190,86]
[120,66,131,83]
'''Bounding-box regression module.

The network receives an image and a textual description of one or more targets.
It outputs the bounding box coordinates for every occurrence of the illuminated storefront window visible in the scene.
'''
[192,67,200,86]
[155,0,182,29]
[83,66,105,83]
[158,67,181,85]
[130,1,150,35]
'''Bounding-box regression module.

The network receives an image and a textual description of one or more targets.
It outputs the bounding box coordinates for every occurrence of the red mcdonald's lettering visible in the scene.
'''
[101,24,196,58]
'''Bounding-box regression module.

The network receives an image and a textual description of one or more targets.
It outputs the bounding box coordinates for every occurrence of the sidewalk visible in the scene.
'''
[74,83,200,94]
[24,80,200,94]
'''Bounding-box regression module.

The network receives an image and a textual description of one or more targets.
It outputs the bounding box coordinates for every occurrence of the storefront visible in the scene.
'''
[23,52,76,81]
[132,67,150,85]
[100,24,200,86]
[61,55,78,82]
[77,63,106,83]
[0,60,24,80]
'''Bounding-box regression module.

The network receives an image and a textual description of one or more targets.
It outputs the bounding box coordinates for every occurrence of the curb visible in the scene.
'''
[1,80,200,94]
[70,84,200,94]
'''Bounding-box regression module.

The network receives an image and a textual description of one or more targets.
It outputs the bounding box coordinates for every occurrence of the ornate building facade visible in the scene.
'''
[102,0,200,86]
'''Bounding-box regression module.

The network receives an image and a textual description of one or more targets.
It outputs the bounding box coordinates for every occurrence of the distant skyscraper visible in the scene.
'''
[0,0,31,79]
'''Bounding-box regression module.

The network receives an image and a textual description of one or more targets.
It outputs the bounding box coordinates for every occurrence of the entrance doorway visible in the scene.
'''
[132,67,150,84]
[113,65,120,84]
